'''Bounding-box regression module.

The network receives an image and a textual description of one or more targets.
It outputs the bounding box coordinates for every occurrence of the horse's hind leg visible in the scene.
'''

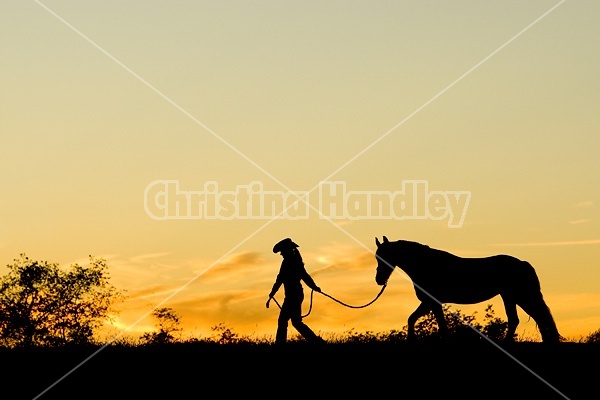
[501,295,519,341]
[518,295,561,343]
[407,302,432,340]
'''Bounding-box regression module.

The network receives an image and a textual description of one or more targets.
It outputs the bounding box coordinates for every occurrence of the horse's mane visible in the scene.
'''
[395,240,458,262]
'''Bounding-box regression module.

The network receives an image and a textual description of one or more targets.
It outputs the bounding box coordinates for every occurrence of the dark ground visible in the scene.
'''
[4,340,597,400]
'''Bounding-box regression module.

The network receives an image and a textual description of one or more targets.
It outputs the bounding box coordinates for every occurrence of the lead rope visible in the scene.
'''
[268,284,387,318]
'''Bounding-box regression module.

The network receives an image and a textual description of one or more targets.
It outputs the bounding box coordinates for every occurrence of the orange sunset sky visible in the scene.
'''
[2,0,599,342]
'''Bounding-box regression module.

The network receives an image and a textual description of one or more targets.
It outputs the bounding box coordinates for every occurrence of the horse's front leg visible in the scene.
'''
[431,303,448,337]
[407,302,432,340]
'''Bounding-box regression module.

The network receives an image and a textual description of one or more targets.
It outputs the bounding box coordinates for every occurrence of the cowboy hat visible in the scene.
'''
[272,238,299,253]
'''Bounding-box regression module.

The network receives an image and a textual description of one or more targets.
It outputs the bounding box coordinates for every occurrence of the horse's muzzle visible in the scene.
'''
[376,278,387,286]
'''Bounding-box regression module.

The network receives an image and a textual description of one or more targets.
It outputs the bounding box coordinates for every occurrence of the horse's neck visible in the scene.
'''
[393,242,439,276]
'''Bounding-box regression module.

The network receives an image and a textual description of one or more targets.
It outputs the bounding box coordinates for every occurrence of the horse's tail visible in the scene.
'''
[529,295,561,343]
[519,261,561,343]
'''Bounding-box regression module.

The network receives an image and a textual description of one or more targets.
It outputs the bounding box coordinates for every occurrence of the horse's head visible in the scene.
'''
[375,236,395,286]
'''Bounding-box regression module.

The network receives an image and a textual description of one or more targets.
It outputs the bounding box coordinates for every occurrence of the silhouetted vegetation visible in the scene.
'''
[140,307,182,345]
[583,327,600,343]
[0,254,123,348]
[1,254,599,350]
[210,322,241,344]
[405,303,512,341]
[1,256,599,400]
[337,303,511,345]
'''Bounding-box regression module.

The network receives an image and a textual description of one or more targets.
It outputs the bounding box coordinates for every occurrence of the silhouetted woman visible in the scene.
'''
[267,238,325,345]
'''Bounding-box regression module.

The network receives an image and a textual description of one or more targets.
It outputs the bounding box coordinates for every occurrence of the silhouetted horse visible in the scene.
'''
[374,236,560,343]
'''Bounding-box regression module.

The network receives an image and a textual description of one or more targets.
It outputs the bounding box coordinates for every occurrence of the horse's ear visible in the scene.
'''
[383,236,389,243]
[375,237,381,247]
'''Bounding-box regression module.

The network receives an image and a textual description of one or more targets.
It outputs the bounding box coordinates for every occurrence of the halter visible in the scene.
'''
[268,284,387,318]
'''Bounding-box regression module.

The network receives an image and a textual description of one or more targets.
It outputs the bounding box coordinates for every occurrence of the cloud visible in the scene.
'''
[216,251,265,267]
[574,201,593,208]
[170,289,258,315]
[569,219,590,225]
[308,241,374,272]
[125,284,179,301]
[128,252,170,263]
[98,241,600,342]
[191,251,269,283]
[490,239,600,247]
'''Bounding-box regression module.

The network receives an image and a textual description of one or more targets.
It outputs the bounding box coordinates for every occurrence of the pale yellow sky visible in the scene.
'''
[1,1,599,342]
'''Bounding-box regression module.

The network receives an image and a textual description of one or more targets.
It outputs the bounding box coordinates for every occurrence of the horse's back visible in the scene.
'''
[455,254,539,284]
[432,253,529,275]
[412,253,540,303]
